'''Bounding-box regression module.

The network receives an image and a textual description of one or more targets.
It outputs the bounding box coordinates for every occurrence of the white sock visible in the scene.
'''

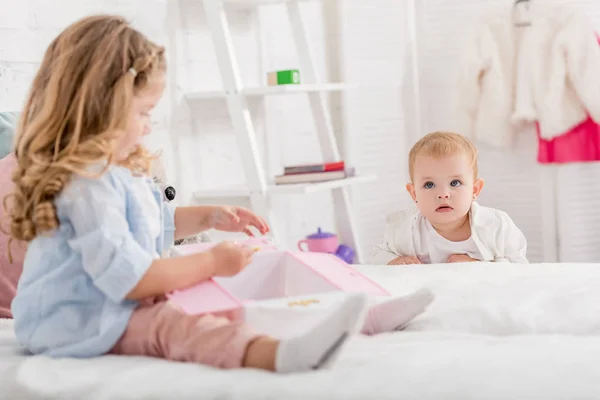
[275,293,368,373]
[361,288,434,335]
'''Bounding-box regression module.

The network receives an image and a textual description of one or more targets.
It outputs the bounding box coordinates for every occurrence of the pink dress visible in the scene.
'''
[537,35,600,164]
[0,153,26,318]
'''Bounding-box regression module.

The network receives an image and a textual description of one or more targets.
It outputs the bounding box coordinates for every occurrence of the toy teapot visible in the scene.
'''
[297,228,339,253]
[297,228,356,263]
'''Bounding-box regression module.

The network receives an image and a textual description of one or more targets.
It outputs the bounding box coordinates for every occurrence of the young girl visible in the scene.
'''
[8,16,432,373]
[372,131,528,265]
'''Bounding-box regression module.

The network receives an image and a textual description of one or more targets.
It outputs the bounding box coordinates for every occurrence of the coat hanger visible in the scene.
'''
[514,0,532,27]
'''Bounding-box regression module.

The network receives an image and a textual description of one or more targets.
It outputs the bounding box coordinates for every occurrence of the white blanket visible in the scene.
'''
[4,262,600,399]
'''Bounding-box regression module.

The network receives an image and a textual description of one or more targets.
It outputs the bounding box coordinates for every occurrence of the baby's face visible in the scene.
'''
[407,153,483,226]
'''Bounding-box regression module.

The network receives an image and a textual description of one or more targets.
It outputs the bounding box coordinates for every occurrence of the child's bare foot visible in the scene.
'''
[243,337,279,370]
[361,288,434,335]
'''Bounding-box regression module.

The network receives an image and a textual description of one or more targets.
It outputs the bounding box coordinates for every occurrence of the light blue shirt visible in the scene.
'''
[11,165,176,357]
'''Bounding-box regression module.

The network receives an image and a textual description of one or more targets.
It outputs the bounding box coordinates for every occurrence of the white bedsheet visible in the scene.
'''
[4,262,600,399]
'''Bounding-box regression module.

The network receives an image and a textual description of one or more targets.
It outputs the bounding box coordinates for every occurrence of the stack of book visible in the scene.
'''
[274,161,355,185]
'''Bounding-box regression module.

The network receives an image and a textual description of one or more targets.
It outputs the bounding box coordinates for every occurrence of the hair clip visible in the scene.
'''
[128,67,138,77]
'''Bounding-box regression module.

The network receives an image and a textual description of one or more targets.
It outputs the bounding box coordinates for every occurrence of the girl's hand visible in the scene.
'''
[209,206,270,236]
[139,294,168,307]
[447,254,479,263]
[209,241,256,277]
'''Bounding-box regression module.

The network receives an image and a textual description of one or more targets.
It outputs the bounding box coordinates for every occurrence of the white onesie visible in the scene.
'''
[417,217,483,264]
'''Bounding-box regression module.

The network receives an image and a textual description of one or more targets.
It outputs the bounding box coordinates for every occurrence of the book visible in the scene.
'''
[283,161,345,175]
[267,69,301,86]
[274,168,355,185]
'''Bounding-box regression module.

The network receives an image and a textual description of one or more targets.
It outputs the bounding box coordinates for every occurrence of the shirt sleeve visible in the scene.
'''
[371,241,400,265]
[494,215,529,264]
[62,175,154,303]
[371,213,404,265]
[161,201,177,251]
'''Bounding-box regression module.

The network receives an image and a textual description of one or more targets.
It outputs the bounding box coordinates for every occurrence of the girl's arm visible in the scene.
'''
[63,174,256,304]
[125,241,255,300]
[125,251,215,300]
[173,206,220,239]
[174,205,269,240]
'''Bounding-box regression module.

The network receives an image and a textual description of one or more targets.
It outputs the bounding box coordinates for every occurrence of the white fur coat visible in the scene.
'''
[453,4,600,147]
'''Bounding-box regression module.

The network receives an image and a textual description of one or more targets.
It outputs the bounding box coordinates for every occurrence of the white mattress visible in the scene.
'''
[4,262,600,399]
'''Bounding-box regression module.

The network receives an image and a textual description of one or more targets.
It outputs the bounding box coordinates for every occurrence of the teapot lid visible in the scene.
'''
[307,227,335,239]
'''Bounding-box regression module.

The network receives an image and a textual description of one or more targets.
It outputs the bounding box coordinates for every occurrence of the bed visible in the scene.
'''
[3,262,600,399]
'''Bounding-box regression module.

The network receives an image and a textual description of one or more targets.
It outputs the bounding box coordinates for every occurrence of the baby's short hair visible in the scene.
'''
[408,131,478,181]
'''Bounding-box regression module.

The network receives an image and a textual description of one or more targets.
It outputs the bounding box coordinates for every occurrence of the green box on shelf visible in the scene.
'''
[267,69,300,85]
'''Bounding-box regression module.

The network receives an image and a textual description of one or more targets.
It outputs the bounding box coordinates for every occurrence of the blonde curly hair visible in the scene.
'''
[6,15,166,243]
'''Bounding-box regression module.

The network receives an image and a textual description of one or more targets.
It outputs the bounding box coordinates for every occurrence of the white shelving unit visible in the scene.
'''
[186,83,357,100]
[187,0,374,262]
[220,0,318,5]
[194,175,376,198]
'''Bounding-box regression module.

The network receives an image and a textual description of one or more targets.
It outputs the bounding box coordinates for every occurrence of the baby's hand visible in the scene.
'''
[209,241,256,277]
[447,254,479,263]
[388,256,422,265]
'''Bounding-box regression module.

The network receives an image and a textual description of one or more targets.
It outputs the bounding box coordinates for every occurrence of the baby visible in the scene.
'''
[372,131,528,265]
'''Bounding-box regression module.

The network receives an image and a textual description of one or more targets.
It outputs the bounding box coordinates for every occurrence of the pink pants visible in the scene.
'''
[109,299,261,369]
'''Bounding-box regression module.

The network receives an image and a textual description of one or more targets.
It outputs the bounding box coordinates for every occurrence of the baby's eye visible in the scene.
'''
[423,181,435,189]
[450,179,462,187]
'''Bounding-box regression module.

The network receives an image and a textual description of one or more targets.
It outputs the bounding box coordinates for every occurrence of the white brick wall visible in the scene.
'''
[0,0,176,164]
[259,2,338,248]
[340,0,415,258]
[413,0,548,262]
[14,1,595,262]
[0,0,341,249]
[414,0,600,262]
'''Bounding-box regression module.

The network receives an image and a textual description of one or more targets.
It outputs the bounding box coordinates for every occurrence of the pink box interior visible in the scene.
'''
[167,240,390,316]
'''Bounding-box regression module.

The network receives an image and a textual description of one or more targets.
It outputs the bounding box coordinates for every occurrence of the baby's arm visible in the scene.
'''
[371,211,417,265]
[388,255,422,265]
[372,232,401,265]
[495,214,528,263]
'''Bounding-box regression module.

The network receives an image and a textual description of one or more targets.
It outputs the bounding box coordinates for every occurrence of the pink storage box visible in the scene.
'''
[167,239,390,318]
